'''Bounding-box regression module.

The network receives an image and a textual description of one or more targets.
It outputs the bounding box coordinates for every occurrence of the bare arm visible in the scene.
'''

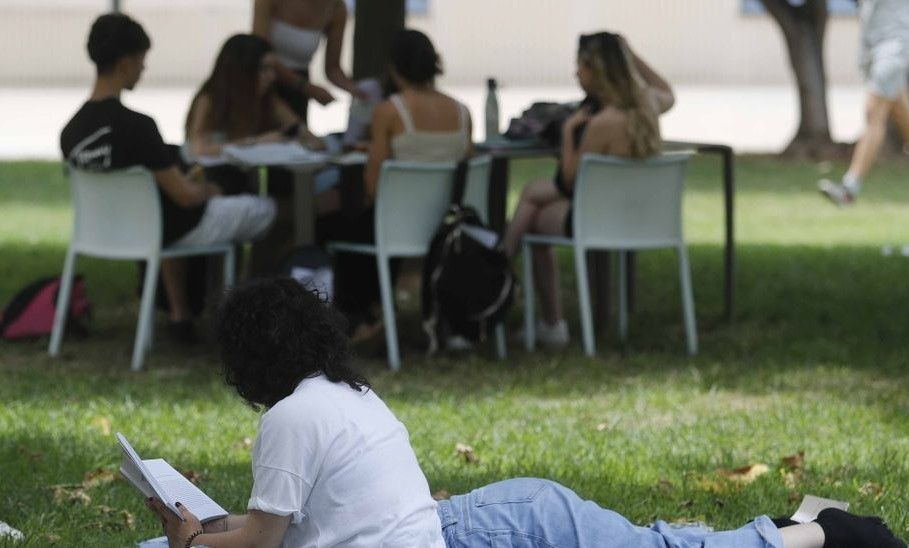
[272,97,325,150]
[153,166,220,207]
[364,100,395,199]
[193,510,290,548]
[150,500,289,548]
[625,40,675,113]
[187,95,286,157]
[323,1,358,94]
[558,110,620,189]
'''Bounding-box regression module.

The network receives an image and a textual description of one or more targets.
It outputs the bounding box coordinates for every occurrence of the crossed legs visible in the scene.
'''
[504,179,570,327]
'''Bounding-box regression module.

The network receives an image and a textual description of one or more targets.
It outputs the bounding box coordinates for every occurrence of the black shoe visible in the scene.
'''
[815,508,906,548]
[168,320,199,346]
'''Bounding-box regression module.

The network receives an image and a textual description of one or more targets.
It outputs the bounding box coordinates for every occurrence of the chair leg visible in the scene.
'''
[376,255,400,371]
[494,323,507,360]
[522,240,535,351]
[678,245,698,355]
[133,256,160,371]
[223,247,236,290]
[618,251,629,344]
[574,247,595,357]
[48,249,77,357]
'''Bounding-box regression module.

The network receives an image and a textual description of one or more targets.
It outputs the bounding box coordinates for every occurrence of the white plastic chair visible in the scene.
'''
[462,155,492,224]
[48,167,236,371]
[522,152,697,356]
[328,159,506,370]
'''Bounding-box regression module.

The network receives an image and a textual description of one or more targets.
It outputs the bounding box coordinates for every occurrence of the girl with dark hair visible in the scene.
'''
[328,28,473,343]
[186,34,339,273]
[501,32,674,349]
[185,34,323,162]
[146,278,905,548]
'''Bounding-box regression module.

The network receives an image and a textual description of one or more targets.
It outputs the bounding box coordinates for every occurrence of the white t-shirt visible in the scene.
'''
[247,375,445,548]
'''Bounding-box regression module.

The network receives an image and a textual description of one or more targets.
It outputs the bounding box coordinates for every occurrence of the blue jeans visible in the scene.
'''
[437,478,784,548]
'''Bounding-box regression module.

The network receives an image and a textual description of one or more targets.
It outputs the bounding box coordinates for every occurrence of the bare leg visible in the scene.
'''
[503,180,564,257]
[160,258,190,322]
[779,523,825,548]
[888,87,909,148]
[847,92,895,182]
[531,200,571,325]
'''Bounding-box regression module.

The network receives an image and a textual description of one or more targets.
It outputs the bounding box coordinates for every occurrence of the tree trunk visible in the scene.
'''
[352,0,406,81]
[761,0,840,158]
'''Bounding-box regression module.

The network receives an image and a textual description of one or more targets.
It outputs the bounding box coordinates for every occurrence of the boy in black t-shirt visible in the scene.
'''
[61,13,276,343]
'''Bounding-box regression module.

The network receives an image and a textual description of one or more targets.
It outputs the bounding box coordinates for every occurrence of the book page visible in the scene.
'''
[143,459,228,523]
[116,433,180,517]
[791,495,850,523]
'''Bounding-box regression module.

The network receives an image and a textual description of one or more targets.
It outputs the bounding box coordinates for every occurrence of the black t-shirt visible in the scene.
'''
[60,98,206,245]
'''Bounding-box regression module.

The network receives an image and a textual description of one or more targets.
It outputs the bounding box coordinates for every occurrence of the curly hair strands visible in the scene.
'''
[216,278,369,410]
[579,32,661,158]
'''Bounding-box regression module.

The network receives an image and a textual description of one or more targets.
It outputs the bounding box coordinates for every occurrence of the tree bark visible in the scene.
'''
[761,0,839,158]
[352,0,406,81]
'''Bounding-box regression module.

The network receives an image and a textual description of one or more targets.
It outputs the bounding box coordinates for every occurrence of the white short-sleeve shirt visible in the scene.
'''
[247,375,445,548]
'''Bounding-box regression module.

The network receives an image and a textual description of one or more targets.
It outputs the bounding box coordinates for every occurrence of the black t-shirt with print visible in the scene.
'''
[60,98,206,245]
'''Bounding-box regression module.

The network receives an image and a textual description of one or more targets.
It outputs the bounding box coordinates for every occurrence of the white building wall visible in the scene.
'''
[0,0,862,87]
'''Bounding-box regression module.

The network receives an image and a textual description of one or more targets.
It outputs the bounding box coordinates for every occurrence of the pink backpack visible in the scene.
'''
[0,276,91,340]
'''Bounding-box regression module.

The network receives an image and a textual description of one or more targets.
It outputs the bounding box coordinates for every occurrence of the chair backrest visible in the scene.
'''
[462,155,492,224]
[374,161,457,256]
[68,167,163,258]
[572,152,692,249]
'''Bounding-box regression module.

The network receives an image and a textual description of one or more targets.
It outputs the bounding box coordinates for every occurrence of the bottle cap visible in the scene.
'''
[487,78,497,89]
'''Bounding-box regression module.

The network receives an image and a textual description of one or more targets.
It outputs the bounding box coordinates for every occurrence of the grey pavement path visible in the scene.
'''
[0,84,864,160]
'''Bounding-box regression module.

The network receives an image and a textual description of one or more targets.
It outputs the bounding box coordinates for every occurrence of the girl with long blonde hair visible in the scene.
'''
[502,31,675,348]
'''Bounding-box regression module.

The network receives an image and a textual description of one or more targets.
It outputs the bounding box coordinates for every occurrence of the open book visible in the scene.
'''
[117,433,228,523]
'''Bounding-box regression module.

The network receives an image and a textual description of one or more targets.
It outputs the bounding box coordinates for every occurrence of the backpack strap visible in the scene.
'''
[450,160,469,205]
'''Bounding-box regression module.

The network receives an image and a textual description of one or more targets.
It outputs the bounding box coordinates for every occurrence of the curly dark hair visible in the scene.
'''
[216,278,369,410]
[390,29,443,85]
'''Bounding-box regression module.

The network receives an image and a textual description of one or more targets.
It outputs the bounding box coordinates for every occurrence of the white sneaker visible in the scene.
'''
[446,335,474,351]
[818,179,855,207]
[536,319,569,349]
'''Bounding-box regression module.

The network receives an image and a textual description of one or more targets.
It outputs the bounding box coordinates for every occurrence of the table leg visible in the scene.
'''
[590,250,611,336]
[488,156,509,234]
[721,148,735,322]
[292,171,316,245]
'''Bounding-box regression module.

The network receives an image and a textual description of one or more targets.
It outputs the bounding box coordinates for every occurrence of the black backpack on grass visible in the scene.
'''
[421,162,515,353]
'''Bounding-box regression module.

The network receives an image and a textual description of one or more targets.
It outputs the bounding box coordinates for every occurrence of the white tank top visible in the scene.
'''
[269,19,322,71]
[389,94,471,162]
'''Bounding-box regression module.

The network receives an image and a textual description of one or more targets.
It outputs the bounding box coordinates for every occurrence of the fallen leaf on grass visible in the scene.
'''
[781,451,805,470]
[788,491,802,503]
[235,437,253,450]
[656,478,674,494]
[432,490,451,500]
[52,486,92,506]
[83,468,117,488]
[858,482,883,500]
[41,534,61,544]
[17,446,43,461]
[91,417,112,436]
[455,443,480,464]
[121,510,135,530]
[595,423,609,432]
[181,469,202,485]
[717,463,769,484]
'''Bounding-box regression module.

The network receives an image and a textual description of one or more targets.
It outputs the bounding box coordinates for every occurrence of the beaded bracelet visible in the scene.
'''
[184,528,204,548]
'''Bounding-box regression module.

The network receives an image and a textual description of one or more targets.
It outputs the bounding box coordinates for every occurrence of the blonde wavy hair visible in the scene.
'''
[578,32,661,158]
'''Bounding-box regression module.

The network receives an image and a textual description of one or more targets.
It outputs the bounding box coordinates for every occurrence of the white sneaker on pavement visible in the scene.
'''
[818,179,855,207]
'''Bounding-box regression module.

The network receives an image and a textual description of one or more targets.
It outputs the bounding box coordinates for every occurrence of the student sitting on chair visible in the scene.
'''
[146,278,906,548]
[325,29,473,343]
[185,33,340,273]
[60,13,276,343]
[501,31,675,349]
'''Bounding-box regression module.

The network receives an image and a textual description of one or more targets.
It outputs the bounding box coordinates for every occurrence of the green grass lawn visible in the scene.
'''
[1,156,909,545]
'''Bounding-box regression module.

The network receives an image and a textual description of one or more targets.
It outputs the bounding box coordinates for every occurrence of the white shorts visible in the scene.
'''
[172,195,276,248]
[860,38,909,99]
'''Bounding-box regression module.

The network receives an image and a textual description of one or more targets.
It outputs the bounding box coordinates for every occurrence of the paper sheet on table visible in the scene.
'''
[223,142,328,166]
[790,494,849,523]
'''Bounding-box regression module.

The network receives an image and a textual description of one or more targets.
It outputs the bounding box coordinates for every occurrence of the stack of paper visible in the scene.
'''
[223,142,328,166]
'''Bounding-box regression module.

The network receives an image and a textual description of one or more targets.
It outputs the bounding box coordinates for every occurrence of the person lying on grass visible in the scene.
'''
[146,278,906,548]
